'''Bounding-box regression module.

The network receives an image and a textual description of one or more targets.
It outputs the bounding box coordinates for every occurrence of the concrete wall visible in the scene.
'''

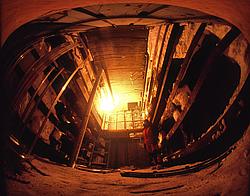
[1,0,250,46]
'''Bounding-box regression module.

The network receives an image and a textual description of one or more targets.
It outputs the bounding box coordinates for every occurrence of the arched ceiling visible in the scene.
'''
[1,0,250,46]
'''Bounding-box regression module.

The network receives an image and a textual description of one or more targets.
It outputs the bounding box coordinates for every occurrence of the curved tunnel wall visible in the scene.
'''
[0,0,248,177]
[1,18,249,168]
[1,0,250,46]
[0,2,249,195]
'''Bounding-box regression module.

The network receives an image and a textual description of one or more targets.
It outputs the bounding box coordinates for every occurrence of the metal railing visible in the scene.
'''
[102,110,146,131]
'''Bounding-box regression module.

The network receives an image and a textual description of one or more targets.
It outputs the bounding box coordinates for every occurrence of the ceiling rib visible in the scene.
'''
[138,5,170,17]
[73,7,115,27]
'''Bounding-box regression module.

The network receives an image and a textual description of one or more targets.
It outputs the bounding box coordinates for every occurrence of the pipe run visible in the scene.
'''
[27,67,81,155]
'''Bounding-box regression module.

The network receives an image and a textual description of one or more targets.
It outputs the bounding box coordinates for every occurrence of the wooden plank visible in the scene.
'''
[151,24,184,126]
[162,23,207,122]
[165,26,240,141]
[164,70,249,162]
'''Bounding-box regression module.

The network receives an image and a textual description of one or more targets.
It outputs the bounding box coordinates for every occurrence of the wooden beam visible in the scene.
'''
[73,8,106,19]
[151,24,184,126]
[103,64,115,102]
[143,25,163,111]
[170,15,225,24]
[147,24,169,109]
[69,67,103,167]
[165,26,240,141]
[138,5,170,17]
[49,14,223,31]
[73,7,115,27]
[162,23,207,123]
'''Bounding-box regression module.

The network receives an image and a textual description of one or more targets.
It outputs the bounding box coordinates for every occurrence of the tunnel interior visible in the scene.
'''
[0,2,249,195]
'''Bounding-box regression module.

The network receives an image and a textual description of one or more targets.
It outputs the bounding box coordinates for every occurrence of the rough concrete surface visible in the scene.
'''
[1,1,250,46]
[6,126,249,196]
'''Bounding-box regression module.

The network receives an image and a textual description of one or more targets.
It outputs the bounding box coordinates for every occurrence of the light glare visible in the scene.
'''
[99,95,119,113]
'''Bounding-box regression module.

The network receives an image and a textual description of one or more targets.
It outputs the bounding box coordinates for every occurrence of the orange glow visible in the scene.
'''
[98,94,120,113]
[97,83,142,114]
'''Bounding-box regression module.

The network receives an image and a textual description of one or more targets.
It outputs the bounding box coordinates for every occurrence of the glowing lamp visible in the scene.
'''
[99,95,120,113]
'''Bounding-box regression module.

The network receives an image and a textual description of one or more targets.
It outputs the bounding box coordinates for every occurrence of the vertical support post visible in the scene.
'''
[165,26,240,141]
[103,66,115,102]
[124,110,126,130]
[101,114,106,130]
[151,24,184,127]
[162,23,207,122]
[116,112,118,131]
[131,111,134,130]
[69,67,103,167]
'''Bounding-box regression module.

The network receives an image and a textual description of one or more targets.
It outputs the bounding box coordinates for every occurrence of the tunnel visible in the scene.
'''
[0,1,249,195]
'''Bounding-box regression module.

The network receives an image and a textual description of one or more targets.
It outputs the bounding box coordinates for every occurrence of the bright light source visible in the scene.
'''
[99,94,120,113]
[100,96,114,112]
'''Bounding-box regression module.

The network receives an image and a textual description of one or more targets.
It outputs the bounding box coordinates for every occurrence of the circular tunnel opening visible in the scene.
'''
[0,3,249,184]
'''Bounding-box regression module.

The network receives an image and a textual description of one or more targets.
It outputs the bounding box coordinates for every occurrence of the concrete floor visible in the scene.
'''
[6,126,249,196]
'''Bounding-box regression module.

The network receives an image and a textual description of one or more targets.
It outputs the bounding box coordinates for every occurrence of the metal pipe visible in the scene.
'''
[5,46,35,81]
[22,67,65,127]
[27,67,81,155]
[103,65,115,102]
[69,67,103,167]
[21,65,56,120]
[142,52,149,110]
[18,66,59,140]
[116,112,118,131]
[12,42,78,109]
